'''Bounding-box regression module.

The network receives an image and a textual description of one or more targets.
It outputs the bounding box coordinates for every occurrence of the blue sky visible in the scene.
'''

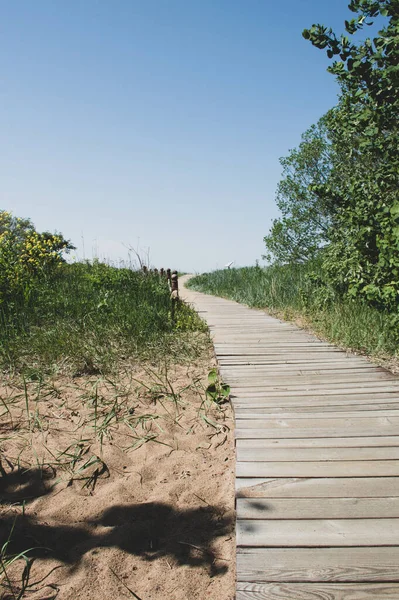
[1,1,353,272]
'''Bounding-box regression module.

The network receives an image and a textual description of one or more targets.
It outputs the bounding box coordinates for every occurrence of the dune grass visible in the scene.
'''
[0,260,207,376]
[188,264,398,361]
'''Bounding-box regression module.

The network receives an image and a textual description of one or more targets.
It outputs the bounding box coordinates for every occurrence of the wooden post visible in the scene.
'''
[171,271,179,298]
[171,271,179,322]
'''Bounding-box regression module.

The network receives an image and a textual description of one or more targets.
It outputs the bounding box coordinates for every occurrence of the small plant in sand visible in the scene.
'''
[205,369,230,405]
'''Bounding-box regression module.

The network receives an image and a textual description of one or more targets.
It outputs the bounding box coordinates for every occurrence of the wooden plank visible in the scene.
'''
[236,547,399,582]
[221,362,377,368]
[233,394,399,404]
[218,341,334,346]
[221,357,388,370]
[236,446,399,462]
[236,582,399,599]
[225,369,393,378]
[237,416,399,429]
[223,369,385,378]
[228,375,395,386]
[217,352,347,359]
[234,410,399,420]
[233,396,399,407]
[216,341,329,346]
[236,518,399,547]
[235,426,399,440]
[236,498,399,519]
[233,403,399,413]
[236,460,399,477]
[234,404,399,414]
[219,358,375,364]
[231,386,399,397]
[221,358,378,364]
[231,382,399,392]
[236,436,399,448]
[235,431,399,440]
[235,477,399,497]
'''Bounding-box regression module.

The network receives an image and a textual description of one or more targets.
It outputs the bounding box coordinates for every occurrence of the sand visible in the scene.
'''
[0,355,235,600]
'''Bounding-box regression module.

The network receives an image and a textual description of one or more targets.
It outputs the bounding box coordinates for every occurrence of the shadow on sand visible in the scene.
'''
[0,466,234,579]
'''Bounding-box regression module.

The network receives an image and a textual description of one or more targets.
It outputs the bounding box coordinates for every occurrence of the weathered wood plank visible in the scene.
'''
[234,403,399,412]
[219,359,371,365]
[235,477,399,497]
[233,394,399,405]
[237,417,399,429]
[236,460,399,478]
[236,446,399,462]
[231,386,399,397]
[236,583,399,599]
[235,427,399,440]
[236,498,399,519]
[228,375,395,386]
[236,436,399,448]
[236,518,399,547]
[234,410,399,420]
[236,547,399,582]
[231,382,399,392]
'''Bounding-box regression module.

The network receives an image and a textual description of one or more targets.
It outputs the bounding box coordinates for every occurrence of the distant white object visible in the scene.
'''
[225,261,234,269]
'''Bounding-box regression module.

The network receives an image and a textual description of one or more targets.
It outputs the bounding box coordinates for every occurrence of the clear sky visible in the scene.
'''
[1,1,353,272]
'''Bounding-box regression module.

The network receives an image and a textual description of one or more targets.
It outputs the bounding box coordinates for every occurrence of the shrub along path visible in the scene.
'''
[181,276,399,600]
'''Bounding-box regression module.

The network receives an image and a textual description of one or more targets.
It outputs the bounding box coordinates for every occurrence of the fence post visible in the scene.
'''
[170,271,179,322]
[171,271,179,298]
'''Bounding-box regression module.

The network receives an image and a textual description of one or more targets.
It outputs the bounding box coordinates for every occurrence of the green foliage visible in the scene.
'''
[0,213,206,374]
[174,299,208,332]
[205,369,230,405]
[188,266,398,357]
[0,210,74,309]
[263,119,333,264]
[302,1,399,312]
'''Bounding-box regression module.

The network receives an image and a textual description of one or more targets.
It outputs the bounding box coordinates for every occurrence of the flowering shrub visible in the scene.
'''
[0,211,74,306]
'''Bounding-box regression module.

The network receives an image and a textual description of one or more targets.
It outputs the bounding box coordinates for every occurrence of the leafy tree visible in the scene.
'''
[303,1,399,311]
[263,118,333,264]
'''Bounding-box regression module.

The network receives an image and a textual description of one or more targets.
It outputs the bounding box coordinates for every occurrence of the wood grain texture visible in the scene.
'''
[236,547,399,582]
[236,460,399,477]
[236,583,399,599]
[236,518,399,547]
[234,410,399,419]
[236,497,399,519]
[236,436,399,448]
[236,446,399,462]
[235,477,399,497]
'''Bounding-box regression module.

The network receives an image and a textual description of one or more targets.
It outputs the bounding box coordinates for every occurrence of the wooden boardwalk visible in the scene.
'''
[182,281,399,600]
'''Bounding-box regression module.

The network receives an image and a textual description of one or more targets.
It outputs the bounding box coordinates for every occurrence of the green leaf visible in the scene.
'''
[207,369,218,385]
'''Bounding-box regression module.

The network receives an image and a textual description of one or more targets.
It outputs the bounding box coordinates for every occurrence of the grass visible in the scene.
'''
[0,260,207,376]
[187,263,399,362]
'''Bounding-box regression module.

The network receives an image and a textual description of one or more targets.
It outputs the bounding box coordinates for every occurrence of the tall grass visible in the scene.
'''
[1,261,206,375]
[188,264,398,359]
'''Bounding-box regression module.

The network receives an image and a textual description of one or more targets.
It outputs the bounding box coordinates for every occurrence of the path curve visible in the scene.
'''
[181,276,399,600]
